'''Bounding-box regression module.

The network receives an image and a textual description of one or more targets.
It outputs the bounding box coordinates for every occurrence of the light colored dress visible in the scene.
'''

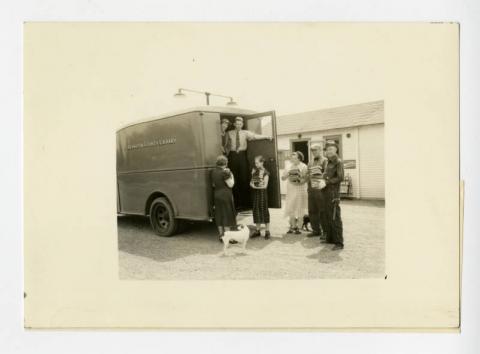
[284,162,308,218]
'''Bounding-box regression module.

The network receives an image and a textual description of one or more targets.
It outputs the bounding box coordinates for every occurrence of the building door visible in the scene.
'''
[244,111,282,208]
[290,139,310,164]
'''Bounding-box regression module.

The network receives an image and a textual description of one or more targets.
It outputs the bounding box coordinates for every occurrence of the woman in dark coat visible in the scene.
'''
[211,155,237,240]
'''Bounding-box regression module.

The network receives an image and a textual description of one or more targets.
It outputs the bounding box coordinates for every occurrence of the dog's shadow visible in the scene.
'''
[219,250,249,258]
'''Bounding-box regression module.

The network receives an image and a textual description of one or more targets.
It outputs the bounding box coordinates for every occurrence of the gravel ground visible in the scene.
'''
[118,199,385,280]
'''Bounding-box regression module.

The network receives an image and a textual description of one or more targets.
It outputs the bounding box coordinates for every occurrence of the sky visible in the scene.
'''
[119,23,387,120]
[24,23,391,130]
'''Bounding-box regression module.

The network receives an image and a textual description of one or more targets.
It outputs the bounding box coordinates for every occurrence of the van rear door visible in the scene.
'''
[245,111,282,208]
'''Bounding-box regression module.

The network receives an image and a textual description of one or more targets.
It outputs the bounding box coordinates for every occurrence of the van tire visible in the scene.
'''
[149,197,178,237]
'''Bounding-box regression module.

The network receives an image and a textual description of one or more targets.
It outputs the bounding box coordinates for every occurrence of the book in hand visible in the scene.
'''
[309,165,323,177]
[288,168,301,183]
[222,168,232,180]
[309,165,324,188]
[252,176,262,187]
[311,178,326,190]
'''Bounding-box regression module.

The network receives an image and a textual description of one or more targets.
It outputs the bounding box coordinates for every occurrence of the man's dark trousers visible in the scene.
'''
[228,150,250,210]
[323,190,343,246]
[308,189,327,235]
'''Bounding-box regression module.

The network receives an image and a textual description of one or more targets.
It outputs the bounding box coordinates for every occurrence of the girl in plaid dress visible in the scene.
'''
[250,156,271,239]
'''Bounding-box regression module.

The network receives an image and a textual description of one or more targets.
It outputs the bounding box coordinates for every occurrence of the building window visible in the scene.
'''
[323,134,342,158]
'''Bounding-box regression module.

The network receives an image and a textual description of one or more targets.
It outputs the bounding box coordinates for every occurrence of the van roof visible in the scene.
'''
[117,106,257,131]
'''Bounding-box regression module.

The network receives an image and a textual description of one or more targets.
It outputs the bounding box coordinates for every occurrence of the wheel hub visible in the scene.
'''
[156,207,169,230]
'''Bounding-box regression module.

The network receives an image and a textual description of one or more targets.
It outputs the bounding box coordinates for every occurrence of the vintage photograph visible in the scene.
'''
[117,96,385,280]
[115,24,387,281]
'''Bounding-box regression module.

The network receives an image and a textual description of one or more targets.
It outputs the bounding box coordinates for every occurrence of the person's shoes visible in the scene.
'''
[320,239,332,244]
[264,231,271,240]
[294,228,301,235]
[332,244,344,250]
[251,230,261,238]
[307,232,320,237]
[319,234,327,240]
[286,229,294,234]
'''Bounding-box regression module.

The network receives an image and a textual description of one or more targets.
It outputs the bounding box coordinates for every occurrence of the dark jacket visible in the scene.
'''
[323,155,344,198]
[221,132,231,155]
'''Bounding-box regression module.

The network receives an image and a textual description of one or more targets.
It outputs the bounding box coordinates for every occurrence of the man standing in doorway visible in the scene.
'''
[307,144,328,239]
[322,140,345,250]
[227,116,271,211]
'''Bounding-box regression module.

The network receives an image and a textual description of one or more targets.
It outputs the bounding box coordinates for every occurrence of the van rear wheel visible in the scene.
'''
[149,197,178,237]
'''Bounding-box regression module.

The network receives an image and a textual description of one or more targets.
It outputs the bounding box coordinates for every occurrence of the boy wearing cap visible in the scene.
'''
[227,116,271,210]
[322,140,345,250]
[307,144,328,239]
[220,118,231,155]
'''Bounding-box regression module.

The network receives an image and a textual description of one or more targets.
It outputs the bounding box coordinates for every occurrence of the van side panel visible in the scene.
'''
[117,168,213,219]
[117,112,206,173]
[117,112,213,219]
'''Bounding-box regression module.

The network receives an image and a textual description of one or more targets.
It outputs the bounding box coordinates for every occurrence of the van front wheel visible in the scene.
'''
[149,197,178,237]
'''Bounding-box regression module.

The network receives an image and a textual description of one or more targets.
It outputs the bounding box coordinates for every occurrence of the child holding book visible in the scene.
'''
[250,155,271,239]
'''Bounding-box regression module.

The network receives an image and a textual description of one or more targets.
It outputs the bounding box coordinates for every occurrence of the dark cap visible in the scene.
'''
[323,140,338,152]
[324,140,338,151]
[234,116,244,123]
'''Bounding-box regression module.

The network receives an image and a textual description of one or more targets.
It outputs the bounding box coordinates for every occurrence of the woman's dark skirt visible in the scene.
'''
[214,189,237,227]
[252,189,270,224]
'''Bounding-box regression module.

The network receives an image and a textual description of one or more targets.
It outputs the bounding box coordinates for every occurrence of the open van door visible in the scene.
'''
[245,111,282,208]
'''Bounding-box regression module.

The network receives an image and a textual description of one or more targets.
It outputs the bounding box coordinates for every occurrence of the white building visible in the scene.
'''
[276,100,384,200]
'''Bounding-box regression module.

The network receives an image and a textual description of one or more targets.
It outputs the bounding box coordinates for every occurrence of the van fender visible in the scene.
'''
[145,191,179,217]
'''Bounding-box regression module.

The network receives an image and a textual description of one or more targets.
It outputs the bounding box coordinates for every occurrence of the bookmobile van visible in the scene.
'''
[116,107,281,236]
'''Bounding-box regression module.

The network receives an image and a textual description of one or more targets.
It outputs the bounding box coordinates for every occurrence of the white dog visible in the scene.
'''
[221,224,250,254]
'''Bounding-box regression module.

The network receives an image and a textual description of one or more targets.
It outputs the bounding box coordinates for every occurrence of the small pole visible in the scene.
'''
[205,92,210,105]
